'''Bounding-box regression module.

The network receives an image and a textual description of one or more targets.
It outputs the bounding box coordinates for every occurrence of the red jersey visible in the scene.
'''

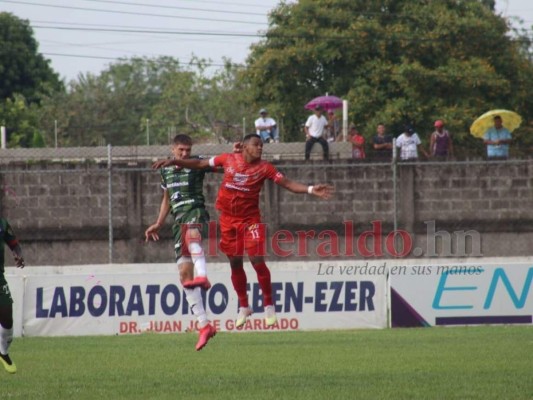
[209,153,284,217]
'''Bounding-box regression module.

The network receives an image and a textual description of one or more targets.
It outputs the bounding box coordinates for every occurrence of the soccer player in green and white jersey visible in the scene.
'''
[145,134,216,351]
[0,218,25,373]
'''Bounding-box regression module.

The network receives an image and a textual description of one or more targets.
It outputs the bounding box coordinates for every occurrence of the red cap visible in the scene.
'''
[434,120,444,128]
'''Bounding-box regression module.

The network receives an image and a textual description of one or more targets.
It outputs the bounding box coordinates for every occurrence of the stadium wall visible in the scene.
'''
[1,159,533,264]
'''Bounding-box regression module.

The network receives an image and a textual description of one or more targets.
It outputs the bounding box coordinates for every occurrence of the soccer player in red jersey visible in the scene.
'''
[153,134,334,327]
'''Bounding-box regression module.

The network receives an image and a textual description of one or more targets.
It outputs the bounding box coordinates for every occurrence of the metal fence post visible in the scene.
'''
[392,138,398,233]
[107,144,113,264]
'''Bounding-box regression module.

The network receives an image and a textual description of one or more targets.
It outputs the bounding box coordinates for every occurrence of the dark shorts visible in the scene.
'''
[0,281,14,306]
[172,208,210,260]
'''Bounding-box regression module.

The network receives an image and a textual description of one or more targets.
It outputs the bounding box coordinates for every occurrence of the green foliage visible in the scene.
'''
[31,130,45,147]
[247,0,533,152]
[0,94,42,148]
[149,58,253,144]
[0,12,63,147]
[38,57,254,146]
[0,12,62,102]
[37,57,181,146]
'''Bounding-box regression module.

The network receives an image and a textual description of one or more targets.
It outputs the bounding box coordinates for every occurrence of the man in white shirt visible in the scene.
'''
[255,109,279,143]
[304,105,329,160]
[396,125,429,161]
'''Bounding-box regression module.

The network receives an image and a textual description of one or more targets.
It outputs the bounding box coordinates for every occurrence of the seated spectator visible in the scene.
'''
[396,125,429,161]
[430,120,453,160]
[255,109,279,143]
[372,123,393,161]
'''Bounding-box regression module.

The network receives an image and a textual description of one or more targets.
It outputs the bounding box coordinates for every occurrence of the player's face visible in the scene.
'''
[377,125,385,135]
[171,143,192,160]
[243,137,263,161]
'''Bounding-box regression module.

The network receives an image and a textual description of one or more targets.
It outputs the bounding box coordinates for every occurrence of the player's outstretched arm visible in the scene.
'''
[232,142,243,153]
[211,143,242,174]
[145,191,170,242]
[10,243,25,268]
[152,158,211,170]
[277,177,334,200]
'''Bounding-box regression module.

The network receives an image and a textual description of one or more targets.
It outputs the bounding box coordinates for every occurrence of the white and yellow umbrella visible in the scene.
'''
[470,109,522,138]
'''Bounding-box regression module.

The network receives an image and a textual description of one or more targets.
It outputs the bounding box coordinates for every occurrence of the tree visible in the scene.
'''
[0,12,63,147]
[38,57,182,146]
[0,13,63,147]
[0,94,43,147]
[247,0,533,154]
[149,59,254,144]
[0,13,62,103]
[480,0,495,11]
[39,56,254,147]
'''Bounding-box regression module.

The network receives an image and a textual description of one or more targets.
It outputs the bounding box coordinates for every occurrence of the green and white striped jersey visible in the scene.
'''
[160,156,212,218]
[0,218,17,284]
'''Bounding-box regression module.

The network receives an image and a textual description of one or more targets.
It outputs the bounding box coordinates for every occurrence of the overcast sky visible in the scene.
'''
[1,0,531,82]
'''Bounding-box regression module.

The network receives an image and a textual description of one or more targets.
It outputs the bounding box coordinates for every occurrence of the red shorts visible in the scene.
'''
[218,213,266,257]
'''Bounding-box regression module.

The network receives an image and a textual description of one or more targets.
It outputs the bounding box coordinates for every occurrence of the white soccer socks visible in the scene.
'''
[183,287,209,328]
[0,325,13,355]
[188,242,207,277]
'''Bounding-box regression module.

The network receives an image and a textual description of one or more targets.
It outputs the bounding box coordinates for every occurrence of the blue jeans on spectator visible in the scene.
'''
[258,127,279,143]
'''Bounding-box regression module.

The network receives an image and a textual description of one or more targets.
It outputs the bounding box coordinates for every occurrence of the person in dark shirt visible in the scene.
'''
[372,123,393,161]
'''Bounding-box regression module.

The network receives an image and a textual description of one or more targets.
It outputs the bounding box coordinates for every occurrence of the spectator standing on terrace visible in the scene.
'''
[430,120,453,160]
[483,115,512,160]
[349,125,366,160]
[326,110,340,142]
[396,125,429,161]
[372,123,393,161]
[304,105,329,161]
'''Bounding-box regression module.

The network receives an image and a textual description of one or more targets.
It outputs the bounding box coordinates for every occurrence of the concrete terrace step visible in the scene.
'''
[0,142,352,163]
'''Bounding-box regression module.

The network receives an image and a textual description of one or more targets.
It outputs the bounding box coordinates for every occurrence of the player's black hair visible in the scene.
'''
[172,134,193,146]
[242,133,261,143]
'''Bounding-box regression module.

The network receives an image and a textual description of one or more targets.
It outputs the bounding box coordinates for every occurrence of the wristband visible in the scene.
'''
[308,186,314,194]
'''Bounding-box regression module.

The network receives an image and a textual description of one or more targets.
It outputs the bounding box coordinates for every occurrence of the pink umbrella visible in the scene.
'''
[304,95,343,111]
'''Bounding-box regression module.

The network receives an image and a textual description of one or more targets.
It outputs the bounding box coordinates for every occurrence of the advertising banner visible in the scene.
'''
[22,262,387,336]
[390,263,533,327]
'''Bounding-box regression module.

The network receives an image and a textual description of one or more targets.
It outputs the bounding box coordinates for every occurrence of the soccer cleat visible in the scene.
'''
[235,307,253,328]
[183,276,211,290]
[264,305,277,327]
[0,354,17,374]
[195,323,216,351]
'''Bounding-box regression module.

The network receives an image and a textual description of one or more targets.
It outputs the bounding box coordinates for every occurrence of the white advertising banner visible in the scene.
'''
[21,262,387,337]
[390,263,533,327]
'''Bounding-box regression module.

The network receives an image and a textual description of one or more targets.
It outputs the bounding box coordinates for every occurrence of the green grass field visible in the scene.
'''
[1,326,532,400]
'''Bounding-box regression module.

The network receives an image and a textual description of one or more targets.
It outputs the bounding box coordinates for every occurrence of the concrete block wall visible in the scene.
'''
[408,162,533,230]
[1,156,532,265]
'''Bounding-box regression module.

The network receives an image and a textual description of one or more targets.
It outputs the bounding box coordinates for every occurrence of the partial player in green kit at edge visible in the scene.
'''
[0,217,25,373]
